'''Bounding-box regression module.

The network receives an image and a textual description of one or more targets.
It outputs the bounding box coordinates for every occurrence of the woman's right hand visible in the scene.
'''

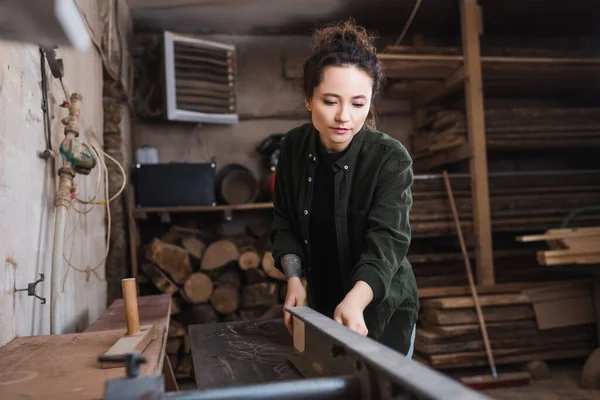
[283,277,307,334]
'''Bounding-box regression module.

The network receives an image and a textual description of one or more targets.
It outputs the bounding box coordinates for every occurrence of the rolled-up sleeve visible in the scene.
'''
[270,143,306,273]
[351,156,413,306]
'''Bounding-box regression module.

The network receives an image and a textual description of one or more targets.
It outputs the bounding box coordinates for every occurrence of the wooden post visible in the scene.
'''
[122,278,141,336]
[459,0,494,285]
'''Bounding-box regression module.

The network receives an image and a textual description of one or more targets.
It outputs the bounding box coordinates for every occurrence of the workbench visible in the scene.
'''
[0,294,171,400]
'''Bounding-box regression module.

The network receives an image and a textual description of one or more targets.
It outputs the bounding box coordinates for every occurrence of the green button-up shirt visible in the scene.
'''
[271,123,419,354]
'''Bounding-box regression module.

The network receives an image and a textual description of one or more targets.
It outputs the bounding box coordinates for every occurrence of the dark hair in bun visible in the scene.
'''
[302,19,385,129]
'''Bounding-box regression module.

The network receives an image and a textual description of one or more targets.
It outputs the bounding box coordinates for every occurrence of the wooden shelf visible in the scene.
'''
[134,202,274,220]
[379,52,600,106]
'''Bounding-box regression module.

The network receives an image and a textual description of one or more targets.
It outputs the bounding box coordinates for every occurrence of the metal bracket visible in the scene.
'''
[15,273,46,304]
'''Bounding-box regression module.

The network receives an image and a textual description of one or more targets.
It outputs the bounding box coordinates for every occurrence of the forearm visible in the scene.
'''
[345,280,374,310]
[281,254,302,280]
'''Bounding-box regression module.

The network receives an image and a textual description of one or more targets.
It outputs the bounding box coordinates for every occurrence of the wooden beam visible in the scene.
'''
[415,66,466,106]
[460,0,494,285]
[413,143,471,172]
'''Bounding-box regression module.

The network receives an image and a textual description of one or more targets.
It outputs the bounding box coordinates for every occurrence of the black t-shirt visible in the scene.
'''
[308,139,347,316]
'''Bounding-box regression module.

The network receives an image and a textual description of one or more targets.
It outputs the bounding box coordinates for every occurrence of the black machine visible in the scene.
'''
[134,162,216,207]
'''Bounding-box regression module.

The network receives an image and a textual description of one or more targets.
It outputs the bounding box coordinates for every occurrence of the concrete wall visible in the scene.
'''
[135,35,412,182]
[0,1,132,346]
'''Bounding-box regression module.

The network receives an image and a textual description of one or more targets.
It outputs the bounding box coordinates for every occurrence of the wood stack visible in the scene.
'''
[139,225,290,381]
[409,249,585,289]
[409,170,600,238]
[412,107,600,163]
[415,282,597,369]
[517,226,600,266]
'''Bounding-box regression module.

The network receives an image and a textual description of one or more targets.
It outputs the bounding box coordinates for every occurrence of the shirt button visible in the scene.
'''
[313,157,317,162]
[308,153,312,158]
[304,239,309,244]
[304,210,308,215]
[308,177,312,182]
[344,165,349,170]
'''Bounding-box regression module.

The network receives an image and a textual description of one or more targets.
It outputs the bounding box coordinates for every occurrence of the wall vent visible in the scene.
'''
[163,31,238,124]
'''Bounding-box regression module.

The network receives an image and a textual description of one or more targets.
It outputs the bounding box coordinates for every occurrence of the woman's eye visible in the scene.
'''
[353,103,365,108]
[324,100,336,105]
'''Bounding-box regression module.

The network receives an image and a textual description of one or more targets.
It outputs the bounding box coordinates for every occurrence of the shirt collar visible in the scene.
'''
[307,124,367,170]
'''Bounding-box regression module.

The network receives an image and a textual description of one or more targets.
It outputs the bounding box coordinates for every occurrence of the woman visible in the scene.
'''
[270,19,419,357]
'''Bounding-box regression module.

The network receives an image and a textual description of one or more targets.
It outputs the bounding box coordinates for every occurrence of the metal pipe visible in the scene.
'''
[50,165,74,334]
[165,376,362,400]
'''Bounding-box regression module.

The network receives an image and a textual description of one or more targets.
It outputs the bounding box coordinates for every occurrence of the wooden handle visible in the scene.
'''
[442,170,497,375]
[122,278,140,336]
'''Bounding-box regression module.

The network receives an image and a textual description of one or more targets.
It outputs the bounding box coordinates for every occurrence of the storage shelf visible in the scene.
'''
[379,52,600,106]
[134,202,274,219]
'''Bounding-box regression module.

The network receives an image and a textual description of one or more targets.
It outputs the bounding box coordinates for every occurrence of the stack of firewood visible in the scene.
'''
[139,225,291,381]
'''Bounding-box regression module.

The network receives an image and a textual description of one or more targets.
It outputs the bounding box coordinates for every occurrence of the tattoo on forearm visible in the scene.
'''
[282,254,302,280]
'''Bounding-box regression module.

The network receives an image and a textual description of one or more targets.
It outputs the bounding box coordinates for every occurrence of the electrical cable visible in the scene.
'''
[62,141,127,284]
[114,0,123,85]
[394,0,423,46]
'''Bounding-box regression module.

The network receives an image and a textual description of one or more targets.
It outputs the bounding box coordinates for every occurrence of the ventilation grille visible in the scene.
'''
[163,31,238,124]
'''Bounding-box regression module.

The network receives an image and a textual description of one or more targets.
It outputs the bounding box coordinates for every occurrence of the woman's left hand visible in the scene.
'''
[333,295,369,336]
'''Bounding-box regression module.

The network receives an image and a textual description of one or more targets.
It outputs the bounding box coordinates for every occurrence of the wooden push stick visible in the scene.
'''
[122,278,140,336]
[442,171,497,378]
[101,278,157,369]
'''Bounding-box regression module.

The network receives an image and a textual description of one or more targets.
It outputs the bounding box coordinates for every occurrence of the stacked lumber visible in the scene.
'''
[379,45,600,103]
[517,226,600,266]
[412,107,600,164]
[415,282,597,369]
[409,249,585,289]
[409,170,600,238]
[139,225,289,380]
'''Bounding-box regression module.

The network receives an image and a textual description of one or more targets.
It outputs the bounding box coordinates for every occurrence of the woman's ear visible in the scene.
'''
[305,99,312,112]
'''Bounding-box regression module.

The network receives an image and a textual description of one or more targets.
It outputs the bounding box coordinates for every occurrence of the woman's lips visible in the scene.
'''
[331,127,350,135]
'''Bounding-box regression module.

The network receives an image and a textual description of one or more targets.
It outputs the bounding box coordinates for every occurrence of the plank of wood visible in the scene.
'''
[517,227,600,242]
[416,327,595,354]
[421,346,594,369]
[0,330,163,399]
[460,0,494,285]
[417,280,591,298]
[85,294,171,333]
[421,293,531,309]
[522,282,592,303]
[101,325,158,368]
[421,304,534,325]
[533,297,596,330]
[415,66,466,106]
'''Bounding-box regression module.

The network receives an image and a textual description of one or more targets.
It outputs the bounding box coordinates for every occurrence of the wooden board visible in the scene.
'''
[85,294,172,333]
[421,304,535,325]
[0,330,163,400]
[189,319,301,389]
[420,293,531,309]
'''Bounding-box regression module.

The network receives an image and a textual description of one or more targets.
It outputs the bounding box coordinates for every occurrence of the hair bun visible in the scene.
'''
[313,19,377,55]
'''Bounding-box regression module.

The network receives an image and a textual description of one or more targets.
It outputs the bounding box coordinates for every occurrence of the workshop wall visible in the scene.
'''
[0,0,133,346]
[134,35,413,181]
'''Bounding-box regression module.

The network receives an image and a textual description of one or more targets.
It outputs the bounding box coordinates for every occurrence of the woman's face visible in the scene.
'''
[307,65,373,152]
